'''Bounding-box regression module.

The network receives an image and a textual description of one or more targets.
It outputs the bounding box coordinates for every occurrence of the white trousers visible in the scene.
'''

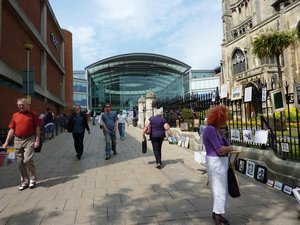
[206,155,228,214]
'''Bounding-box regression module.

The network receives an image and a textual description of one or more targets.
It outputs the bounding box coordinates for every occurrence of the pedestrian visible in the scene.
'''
[117,109,129,140]
[2,98,40,190]
[98,106,107,136]
[198,117,207,151]
[65,105,90,160]
[44,107,54,140]
[101,103,118,160]
[142,107,173,169]
[202,105,233,225]
[91,108,96,125]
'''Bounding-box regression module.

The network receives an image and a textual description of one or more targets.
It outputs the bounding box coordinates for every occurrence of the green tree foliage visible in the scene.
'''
[252,29,299,87]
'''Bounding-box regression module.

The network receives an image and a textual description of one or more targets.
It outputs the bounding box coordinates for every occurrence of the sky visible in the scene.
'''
[49,0,223,70]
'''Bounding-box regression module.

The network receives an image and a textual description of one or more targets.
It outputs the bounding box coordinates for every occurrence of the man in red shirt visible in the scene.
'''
[2,98,40,190]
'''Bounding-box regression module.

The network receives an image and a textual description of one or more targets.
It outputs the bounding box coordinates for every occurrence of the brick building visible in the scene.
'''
[0,0,73,128]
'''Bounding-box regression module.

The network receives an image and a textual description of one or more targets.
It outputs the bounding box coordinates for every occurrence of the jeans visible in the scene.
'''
[104,130,116,155]
[72,132,85,156]
[118,123,125,139]
[151,137,164,164]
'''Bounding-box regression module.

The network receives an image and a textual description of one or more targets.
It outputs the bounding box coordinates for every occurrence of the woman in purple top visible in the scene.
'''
[203,105,233,225]
[143,108,173,169]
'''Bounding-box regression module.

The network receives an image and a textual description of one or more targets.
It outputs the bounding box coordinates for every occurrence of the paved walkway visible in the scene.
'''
[0,124,299,225]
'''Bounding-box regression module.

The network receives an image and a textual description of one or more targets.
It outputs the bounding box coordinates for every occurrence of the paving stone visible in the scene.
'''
[0,124,298,225]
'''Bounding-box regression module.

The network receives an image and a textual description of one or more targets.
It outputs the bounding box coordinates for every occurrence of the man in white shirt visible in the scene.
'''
[117,109,129,140]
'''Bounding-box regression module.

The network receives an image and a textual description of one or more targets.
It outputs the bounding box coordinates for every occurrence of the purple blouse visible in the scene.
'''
[150,115,167,138]
[203,125,231,157]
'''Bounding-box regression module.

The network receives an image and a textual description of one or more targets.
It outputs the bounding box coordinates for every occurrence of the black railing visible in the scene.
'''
[158,82,300,161]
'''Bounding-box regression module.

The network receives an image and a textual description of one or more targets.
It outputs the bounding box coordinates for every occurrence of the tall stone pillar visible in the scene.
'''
[138,96,146,128]
[145,89,156,122]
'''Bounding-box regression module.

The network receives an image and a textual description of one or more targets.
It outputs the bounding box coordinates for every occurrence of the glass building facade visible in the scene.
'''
[86,53,191,110]
[184,69,220,99]
[73,70,88,110]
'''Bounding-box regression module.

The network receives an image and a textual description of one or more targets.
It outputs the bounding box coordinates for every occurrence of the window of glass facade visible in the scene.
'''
[73,81,87,92]
[74,93,88,107]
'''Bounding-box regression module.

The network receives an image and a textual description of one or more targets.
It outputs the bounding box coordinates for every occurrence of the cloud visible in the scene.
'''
[50,0,222,69]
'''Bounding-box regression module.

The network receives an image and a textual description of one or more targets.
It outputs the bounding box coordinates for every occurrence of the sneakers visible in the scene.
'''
[113,151,117,155]
[105,155,111,160]
[29,180,36,189]
[18,183,29,191]
[76,154,82,160]
[156,163,161,169]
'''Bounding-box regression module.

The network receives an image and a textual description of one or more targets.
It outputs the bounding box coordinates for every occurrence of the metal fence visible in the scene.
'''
[159,82,300,162]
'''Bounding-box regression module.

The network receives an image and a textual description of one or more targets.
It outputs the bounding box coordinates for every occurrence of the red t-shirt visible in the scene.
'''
[8,111,40,137]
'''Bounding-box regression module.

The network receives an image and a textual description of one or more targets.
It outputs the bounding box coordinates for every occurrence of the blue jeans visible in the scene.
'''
[118,123,125,139]
[104,130,116,155]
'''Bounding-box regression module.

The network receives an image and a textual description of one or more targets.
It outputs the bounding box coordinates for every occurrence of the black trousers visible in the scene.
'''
[151,137,164,164]
[72,132,85,156]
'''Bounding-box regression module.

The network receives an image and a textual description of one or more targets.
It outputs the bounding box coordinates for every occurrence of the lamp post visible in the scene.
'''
[23,41,33,102]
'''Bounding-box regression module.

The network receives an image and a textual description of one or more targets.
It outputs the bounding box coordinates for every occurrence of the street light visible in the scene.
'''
[23,41,33,103]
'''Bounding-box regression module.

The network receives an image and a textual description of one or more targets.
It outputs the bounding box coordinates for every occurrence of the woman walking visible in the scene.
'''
[142,108,173,169]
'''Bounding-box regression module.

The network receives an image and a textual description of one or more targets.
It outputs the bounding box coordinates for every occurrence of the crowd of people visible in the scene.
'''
[1,98,235,225]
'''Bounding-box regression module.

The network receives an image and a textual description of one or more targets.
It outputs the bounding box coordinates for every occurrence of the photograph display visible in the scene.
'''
[231,129,240,141]
[244,86,252,102]
[231,85,242,100]
[261,87,267,102]
[274,181,283,191]
[245,161,255,178]
[255,165,267,183]
[242,130,252,142]
[295,84,300,108]
[270,89,285,112]
[281,143,289,153]
[220,84,228,99]
[254,130,268,144]
[237,158,246,174]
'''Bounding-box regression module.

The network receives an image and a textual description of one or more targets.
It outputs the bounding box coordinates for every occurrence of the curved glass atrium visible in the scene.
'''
[86,53,191,109]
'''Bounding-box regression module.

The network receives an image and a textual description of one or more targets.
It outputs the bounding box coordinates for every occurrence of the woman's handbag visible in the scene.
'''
[142,137,147,153]
[227,163,240,198]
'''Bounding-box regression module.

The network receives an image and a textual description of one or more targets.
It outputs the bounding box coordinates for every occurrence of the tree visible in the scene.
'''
[252,29,299,88]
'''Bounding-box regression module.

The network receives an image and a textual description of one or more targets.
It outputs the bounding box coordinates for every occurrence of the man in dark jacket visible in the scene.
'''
[66,105,90,160]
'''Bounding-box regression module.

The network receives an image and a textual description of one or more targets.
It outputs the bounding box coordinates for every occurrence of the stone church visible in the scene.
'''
[221,0,300,111]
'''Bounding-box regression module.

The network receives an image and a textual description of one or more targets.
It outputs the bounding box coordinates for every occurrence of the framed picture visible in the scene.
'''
[237,158,246,174]
[254,130,268,144]
[274,181,283,191]
[242,129,252,142]
[261,87,267,102]
[255,165,267,183]
[270,89,285,112]
[220,84,227,99]
[231,85,243,100]
[292,188,300,203]
[244,86,252,102]
[281,142,289,153]
[245,161,255,178]
[266,179,274,187]
[231,129,240,141]
[295,84,300,108]
[282,185,293,195]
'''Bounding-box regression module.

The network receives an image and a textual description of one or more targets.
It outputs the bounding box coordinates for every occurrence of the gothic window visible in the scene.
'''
[232,49,246,75]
